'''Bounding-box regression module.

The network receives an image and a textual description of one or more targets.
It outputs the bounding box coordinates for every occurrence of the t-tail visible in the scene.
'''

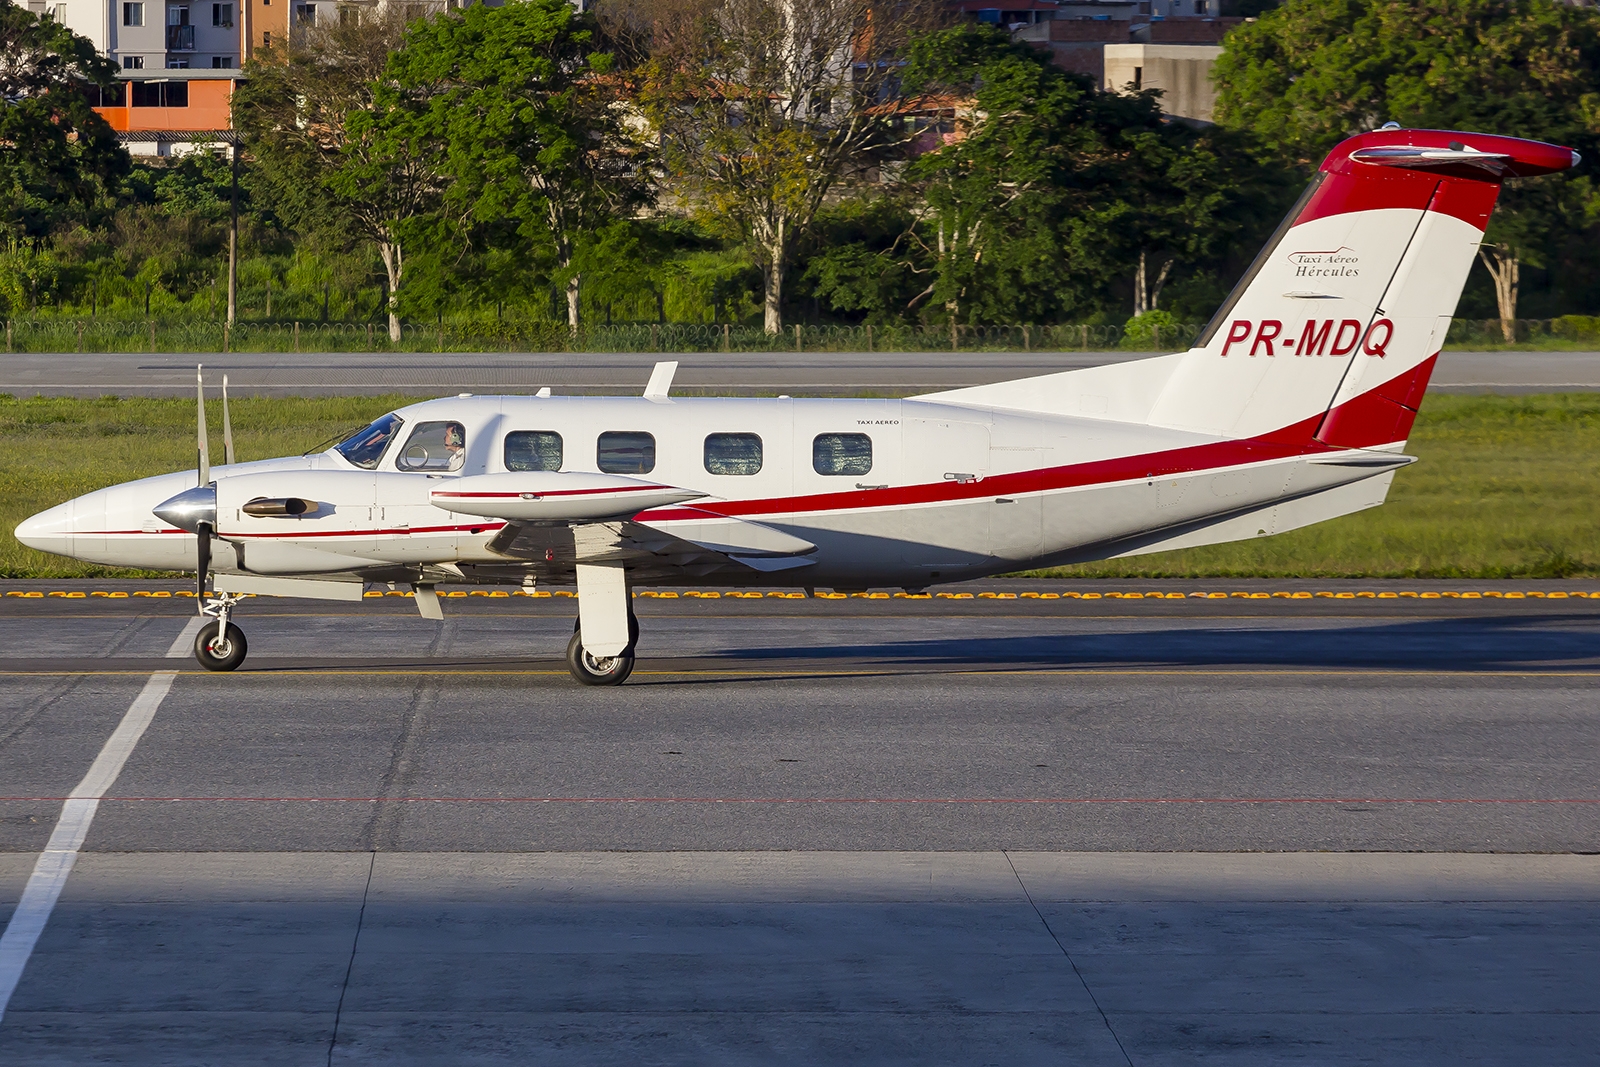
[1145,128,1580,446]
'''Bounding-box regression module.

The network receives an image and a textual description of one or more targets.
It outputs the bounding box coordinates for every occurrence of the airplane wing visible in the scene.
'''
[434,471,816,581]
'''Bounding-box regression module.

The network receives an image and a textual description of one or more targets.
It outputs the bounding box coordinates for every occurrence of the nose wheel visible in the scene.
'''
[194,591,249,672]
[195,620,249,671]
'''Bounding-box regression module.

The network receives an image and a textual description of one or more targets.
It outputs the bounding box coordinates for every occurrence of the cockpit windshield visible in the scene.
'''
[334,413,404,469]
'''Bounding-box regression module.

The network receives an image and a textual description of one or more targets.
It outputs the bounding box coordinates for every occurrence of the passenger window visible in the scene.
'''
[813,433,872,476]
[505,430,563,472]
[396,421,466,472]
[597,431,656,474]
[704,433,762,476]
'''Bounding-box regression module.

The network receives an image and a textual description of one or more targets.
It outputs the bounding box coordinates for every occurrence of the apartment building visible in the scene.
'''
[957,0,1239,122]
[37,0,254,68]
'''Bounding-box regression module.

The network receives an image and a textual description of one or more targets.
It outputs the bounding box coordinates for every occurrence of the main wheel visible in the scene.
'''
[194,620,248,672]
[566,629,634,686]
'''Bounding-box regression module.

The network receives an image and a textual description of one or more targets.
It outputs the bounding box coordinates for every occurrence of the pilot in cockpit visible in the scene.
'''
[444,424,465,471]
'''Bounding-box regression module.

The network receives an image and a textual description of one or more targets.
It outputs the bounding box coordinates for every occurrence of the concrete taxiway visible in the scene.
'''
[1,581,1597,1063]
[0,349,1597,396]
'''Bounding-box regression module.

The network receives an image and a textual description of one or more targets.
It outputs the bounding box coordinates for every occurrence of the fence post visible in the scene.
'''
[5,320,10,354]
[1081,325,1089,351]
[437,321,444,353]
[294,321,300,353]
[651,323,659,351]
[223,322,230,354]
[950,319,958,353]
[795,324,802,353]
[1022,325,1029,353]
[723,322,730,352]
[1152,325,1161,351]
[366,323,373,351]
[76,321,83,353]
[149,320,156,353]
[866,324,873,353]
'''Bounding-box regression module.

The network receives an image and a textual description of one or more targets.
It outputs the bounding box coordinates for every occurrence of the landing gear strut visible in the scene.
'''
[194,591,249,671]
[567,562,637,685]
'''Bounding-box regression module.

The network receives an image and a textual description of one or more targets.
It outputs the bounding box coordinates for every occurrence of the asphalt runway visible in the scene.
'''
[1,580,1597,1063]
[1,348,1597,396]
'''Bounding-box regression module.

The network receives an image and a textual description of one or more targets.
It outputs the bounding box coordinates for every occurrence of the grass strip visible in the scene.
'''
[1,393,1598,580]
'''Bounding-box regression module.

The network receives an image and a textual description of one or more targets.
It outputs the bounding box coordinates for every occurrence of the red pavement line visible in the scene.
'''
[1,796,1597,805]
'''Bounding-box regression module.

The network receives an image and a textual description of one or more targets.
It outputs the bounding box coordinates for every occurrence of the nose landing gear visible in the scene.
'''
[194,591,249,671]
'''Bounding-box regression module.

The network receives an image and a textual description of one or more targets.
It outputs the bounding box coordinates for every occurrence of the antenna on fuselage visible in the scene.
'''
[643,361,678,401]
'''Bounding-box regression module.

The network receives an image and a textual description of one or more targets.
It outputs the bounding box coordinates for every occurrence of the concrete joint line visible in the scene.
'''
[1005,850,1135,1067]
[0,671,177,1020]
[327,852,377,1067]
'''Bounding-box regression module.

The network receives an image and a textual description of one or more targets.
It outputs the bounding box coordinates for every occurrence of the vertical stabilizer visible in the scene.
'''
[1146,129,1578,447]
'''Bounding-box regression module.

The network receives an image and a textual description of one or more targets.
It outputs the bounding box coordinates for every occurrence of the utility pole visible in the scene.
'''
[227,138,239,326]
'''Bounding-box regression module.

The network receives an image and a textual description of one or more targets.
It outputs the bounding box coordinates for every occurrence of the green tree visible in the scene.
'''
[633,0,945,334]
[1214,0,1600,327]
[0,0,128,240]
[1214,0,1600,164]
[234,10,439,340]
[898,25,1249,325]
[385,0,647,333]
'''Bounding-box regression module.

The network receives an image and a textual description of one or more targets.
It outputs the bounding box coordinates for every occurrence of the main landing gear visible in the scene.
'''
[194,591,249,671]
[566,562,638,686]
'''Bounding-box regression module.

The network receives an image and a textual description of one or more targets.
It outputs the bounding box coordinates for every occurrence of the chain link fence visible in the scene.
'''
[1443,316,1600,347]
[0,319,1209,355]
[8,317,1598,354]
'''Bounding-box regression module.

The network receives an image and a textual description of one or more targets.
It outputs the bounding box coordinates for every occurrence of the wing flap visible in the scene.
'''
[632,508,816,558]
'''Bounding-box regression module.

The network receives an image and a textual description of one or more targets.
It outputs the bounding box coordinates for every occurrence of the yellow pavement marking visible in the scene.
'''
[5,589,1596,603]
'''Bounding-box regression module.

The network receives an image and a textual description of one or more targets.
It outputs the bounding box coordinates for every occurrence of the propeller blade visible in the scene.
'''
[196,364,210,487]
[196,521,212,604]
[222,374,235,467]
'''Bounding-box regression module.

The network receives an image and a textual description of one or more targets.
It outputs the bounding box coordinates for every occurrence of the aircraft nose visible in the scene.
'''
[14,500,76,557]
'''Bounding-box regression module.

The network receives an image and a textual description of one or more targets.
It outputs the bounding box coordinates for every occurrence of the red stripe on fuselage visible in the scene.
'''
[642,356,1437,523]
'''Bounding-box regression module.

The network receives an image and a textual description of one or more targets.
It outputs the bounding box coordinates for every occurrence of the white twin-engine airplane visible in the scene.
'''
[14,128,1579,684]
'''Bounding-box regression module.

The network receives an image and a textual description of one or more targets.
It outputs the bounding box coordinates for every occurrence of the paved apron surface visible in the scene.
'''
[1,581,1596,1064]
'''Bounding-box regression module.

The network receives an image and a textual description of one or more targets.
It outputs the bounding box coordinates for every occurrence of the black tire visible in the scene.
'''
[194,620,248,672]
[566,629,634,686]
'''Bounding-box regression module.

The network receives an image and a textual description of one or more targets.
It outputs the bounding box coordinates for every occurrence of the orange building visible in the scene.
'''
[247,0,290,58]
[92,69,239,155]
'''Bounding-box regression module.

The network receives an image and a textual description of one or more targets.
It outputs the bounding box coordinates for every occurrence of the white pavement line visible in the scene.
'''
[0,671,177,1021]
[167,616,205,659]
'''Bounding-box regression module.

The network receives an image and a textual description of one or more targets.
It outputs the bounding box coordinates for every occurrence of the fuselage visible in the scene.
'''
[15,389,1399,590]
